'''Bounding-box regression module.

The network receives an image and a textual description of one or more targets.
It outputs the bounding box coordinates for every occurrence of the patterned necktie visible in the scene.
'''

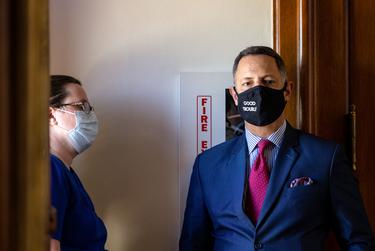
[248,139,272,223]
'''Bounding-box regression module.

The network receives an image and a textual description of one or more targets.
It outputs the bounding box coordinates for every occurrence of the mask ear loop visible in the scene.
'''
[53,107,77,132]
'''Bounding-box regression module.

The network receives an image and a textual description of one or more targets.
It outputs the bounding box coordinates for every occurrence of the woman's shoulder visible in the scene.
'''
[50,154,71,185]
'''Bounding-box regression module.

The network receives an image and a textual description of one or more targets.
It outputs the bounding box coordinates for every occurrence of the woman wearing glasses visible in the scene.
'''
[49,75,107,251]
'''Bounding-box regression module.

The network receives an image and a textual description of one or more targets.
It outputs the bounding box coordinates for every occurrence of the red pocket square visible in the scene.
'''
[289,177,314,188]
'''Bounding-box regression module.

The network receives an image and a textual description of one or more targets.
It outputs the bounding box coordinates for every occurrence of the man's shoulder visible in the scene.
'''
[289,126,339,155]
[196,135,244,167]
[201,135,243,155]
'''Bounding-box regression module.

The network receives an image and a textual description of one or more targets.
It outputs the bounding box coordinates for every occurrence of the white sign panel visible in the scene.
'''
[179,72,232,227]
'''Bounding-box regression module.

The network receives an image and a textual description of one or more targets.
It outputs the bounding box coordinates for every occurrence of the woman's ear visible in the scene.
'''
[229,86,238,106]
[49,107,57,126]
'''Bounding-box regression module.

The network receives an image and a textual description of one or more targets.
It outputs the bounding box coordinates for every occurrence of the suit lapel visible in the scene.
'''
[226,134,255,229]
[256,124,300,228]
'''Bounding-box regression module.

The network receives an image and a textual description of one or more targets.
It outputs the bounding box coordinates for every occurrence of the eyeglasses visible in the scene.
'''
[59,101,94,114]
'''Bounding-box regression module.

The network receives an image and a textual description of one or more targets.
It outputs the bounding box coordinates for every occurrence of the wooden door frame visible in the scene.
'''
[0,0,11,248]
[273,0,351,249]
[0,0,50,250]
[273,0,349,144]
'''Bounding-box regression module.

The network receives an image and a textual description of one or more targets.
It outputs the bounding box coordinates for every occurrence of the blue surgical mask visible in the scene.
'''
[57,109,99,153]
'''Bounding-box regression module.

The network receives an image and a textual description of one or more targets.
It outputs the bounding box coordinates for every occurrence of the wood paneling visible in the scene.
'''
[349,0,375,231]
[313,0,348,144]
[1,0,50,250]
[274,0,350,250]
[273,0,299,128]
[0,0,10,250]
[297,0,315,133]
[274,0,348,144]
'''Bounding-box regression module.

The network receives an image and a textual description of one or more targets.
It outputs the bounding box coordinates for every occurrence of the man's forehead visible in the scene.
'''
[239,55,278,68]
[237,55,279,75]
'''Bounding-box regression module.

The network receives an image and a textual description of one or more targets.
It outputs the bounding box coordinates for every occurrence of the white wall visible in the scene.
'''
[50,1,272,250]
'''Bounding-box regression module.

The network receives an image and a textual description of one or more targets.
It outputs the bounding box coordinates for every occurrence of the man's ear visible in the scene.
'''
[284,81,293,101]
[229,86,238,106]
[49,107,57,126]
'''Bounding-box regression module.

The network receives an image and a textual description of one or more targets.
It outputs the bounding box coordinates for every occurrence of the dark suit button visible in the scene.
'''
[254,241,263,249]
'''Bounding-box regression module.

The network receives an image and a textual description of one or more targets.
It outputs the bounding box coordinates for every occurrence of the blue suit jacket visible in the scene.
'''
[180,124,375,251]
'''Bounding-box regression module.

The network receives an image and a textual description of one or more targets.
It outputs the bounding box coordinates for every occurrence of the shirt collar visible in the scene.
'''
[245,120,287,154]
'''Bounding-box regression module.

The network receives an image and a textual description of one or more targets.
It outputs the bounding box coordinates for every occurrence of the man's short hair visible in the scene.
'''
[232,46,287,82]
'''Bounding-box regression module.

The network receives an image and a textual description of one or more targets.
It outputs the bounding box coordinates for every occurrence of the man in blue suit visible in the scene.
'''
[179,46,375,251]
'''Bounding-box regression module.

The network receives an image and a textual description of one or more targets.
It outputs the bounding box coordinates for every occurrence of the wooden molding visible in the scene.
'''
[273,0,300,129]
[273,0,348,143]
[1,0,50,250]
[0,0,10,249]
[274,1,350,248]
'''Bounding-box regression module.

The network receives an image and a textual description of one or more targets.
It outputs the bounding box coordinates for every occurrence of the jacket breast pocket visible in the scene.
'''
[283,182,330,219]
[285,183,321,205]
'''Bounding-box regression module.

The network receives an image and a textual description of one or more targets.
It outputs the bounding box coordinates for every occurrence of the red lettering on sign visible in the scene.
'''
[197,96,212,155]
[201,115,208,124]
[201,98,207,106]
[201,140,208,151]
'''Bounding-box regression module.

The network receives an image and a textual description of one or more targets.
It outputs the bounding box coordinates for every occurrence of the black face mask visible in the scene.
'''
[236,84,287,126]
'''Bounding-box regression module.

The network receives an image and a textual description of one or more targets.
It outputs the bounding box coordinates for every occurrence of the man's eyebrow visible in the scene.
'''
[241,76,254,80]
[262,74,277,78]
[241,74,276,80]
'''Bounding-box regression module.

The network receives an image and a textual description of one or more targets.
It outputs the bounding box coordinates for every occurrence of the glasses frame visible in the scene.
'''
[59,101,94,114]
